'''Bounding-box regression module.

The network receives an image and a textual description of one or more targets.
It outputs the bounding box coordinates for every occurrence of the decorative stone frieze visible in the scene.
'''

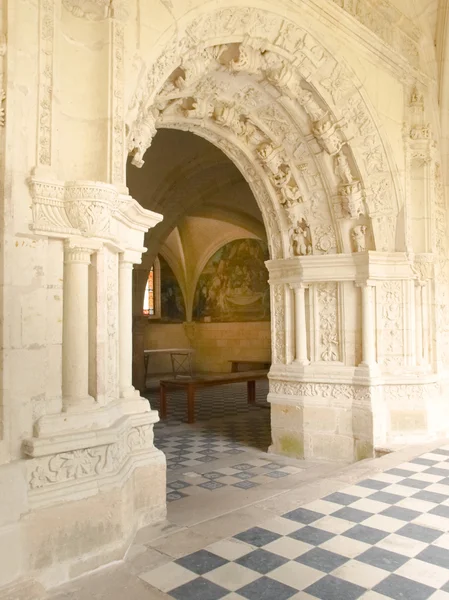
[28,176,163,241]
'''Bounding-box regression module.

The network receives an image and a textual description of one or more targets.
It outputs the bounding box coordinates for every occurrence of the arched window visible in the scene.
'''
[142,257,161,318]
[143,267,155,315]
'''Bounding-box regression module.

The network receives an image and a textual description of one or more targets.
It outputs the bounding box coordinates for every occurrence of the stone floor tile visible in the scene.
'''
[269,561,323,589]
[396,558,449,588]
[381,505,421,522]
[304,574,366,600]
[428,591,449,599]
[139,562,197,593]
[299,499,340,515]
[351,498,390,514]
[397,523,444,544]
[343,485,378,498]
[175,549,228,575]
[259,517,305,536]
[356,546,409,572]
[263,537,313,559]
[380,484,419,497]
[396,497,437,514]
[362,514,406,533]
[374,574,436,600]
[289,525,335,546]
[233,527,280,548]
[416,545,449,569]
[235,548,288,574]
[237,576,298,600]
[320,535,371,558]
[343,524,390,545]
[204,563,259,591]
[332,559,389,588]
[312,514,355,534]
[170,577,229,600]
[283,507,325,525]
[296,547,349,573]
[376,533,428,558]
[332,506,372,523]
[205,539,256,561]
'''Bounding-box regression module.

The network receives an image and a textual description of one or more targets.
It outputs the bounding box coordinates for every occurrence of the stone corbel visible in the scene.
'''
[29,176,163,245]
[29,176,118,238]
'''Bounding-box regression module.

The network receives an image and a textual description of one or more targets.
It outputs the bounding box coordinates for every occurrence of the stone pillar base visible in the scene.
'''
[268,381,375,463]
[11,407,167,591]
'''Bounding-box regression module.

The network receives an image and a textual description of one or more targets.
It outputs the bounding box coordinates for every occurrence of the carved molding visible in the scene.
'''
[27,423,153,491]
[28,176,163,239]
[126,8,402,255]
[330,0,420,68]
[38,0,55,167]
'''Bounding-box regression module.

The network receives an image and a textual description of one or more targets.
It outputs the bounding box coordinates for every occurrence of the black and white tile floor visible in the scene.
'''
[148,381,279,503]
[140,447,449,600]
[48,383,449,600]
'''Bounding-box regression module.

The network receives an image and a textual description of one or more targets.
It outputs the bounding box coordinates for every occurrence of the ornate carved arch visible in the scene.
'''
[126,7,404,257]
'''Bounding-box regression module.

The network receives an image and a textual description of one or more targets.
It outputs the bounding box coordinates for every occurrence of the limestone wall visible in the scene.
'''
[145,322,271,374]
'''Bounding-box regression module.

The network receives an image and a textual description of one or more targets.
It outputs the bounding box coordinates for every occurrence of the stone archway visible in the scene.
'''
[124,8,410,463]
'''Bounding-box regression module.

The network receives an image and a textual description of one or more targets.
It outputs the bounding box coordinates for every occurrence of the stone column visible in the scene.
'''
[119,254,140,399]
[358,283,378,369]
[415,283,424,366]
[62,241,95,411]
[292,284,309,365]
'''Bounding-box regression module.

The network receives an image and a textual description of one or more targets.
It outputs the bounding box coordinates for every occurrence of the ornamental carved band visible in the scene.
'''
[126,7,401,255]
[27,424,154,491]
[29,178,119,238]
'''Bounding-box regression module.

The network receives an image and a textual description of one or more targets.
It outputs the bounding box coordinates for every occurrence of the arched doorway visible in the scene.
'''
[128,129,274,501]
[125,19,402,464]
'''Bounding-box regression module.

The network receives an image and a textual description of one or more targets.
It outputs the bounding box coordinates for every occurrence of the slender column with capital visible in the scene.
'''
[359,283,377,369]
[119,255,139,399]
[292,285,309,365]
[62,242,95,410]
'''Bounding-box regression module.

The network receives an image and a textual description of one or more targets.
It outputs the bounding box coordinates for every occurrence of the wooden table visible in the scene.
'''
[159,370,268,424]
[144,348,194,377]
[229,360,271,373]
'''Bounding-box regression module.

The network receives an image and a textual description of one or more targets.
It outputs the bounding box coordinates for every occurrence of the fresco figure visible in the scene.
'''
[193,238,270,322]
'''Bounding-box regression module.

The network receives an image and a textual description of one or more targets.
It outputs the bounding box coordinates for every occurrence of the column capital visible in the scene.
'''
[64,237,101,264]
[289,282,308,291]
[355,279,376,288]
[119,249,142,266]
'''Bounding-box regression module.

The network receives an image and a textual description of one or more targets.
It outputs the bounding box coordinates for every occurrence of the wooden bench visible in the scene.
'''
[159,370,268,424]
[229,360,271,373]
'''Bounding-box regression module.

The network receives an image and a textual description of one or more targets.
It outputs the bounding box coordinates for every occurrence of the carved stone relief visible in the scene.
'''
[351,225,367,252]
[379,281,404,368]
[316,282,340,362]
[272,285,286,364]
[290,219,312,256]
[126,7,401,254]
[27,424,153,490]
[38,0,55,167]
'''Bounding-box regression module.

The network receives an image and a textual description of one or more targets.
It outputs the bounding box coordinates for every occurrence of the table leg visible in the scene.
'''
[160,384,167,419]
[187,384,196,424]
[231,362,238,373]
[247,380,256,404]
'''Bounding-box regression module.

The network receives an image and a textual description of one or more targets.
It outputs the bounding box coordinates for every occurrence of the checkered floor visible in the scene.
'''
[147,381,274,502]
[140,447,449,599]
[165,459,303,502]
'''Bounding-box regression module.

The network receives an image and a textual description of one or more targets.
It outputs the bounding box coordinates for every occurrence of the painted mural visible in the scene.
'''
[193,239,270,322]
[160,256,186,322]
